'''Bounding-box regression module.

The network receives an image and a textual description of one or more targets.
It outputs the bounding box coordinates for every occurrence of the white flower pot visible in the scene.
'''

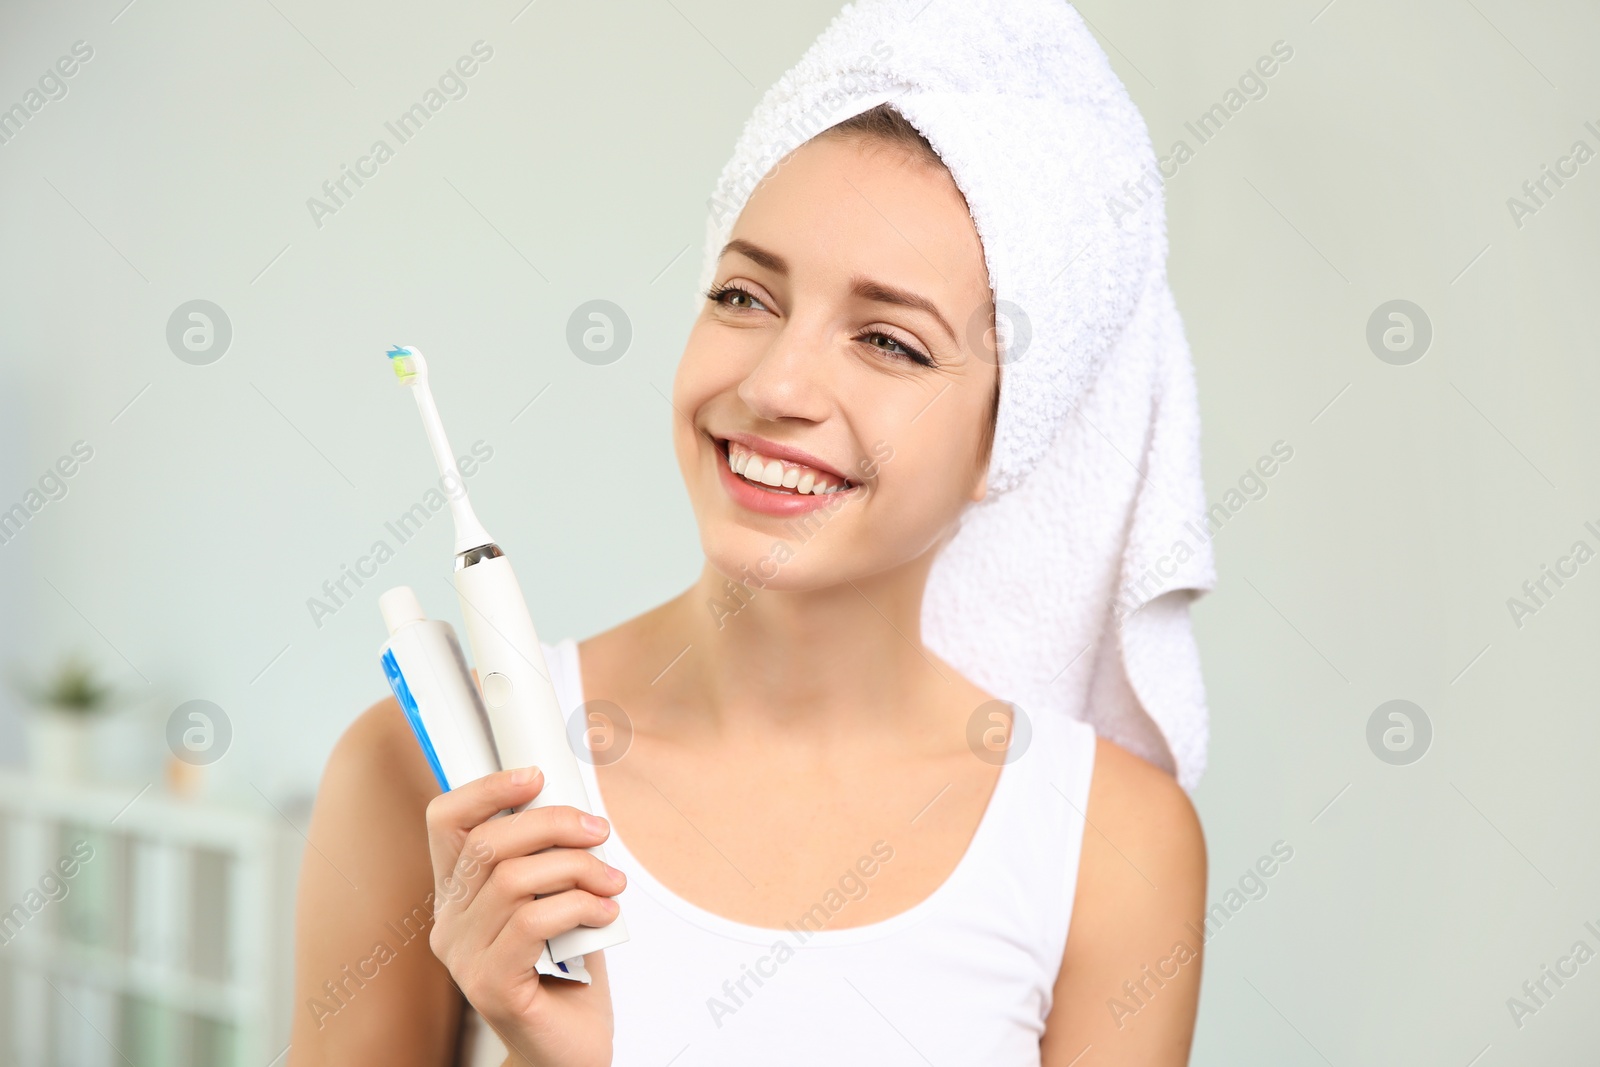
[25,711,96,783]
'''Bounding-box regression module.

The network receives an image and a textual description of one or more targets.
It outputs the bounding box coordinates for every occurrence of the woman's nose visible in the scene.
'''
[735,318,834,424]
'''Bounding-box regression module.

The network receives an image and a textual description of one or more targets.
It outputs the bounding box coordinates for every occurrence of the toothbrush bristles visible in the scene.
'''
[386,345,417,384]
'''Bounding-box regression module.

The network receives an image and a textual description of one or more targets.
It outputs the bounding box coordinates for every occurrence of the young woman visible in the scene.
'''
[290,8,1210,1066]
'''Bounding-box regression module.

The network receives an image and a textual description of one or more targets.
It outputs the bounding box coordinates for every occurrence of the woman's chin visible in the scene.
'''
[702,536,794,583]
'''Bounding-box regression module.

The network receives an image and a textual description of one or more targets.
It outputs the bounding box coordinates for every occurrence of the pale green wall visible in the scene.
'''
[1,0,1596,1061]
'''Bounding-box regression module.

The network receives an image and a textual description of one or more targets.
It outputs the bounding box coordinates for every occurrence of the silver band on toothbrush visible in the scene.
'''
[454,543,504,571]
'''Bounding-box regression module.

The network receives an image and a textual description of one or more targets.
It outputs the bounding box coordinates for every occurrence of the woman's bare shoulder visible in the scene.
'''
[302,694,443,905]
[1040,736,1207,1064]
[323,694,441,817]
[1084,736,1206,866]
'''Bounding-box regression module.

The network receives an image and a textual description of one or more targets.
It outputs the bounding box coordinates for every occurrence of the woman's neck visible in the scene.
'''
[643,553,957,742]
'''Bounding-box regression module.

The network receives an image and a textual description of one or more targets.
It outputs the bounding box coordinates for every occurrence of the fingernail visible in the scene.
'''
[605,863,625,885]
[511,766,540,785]
[602,896,620,913]
[581,813,607,835]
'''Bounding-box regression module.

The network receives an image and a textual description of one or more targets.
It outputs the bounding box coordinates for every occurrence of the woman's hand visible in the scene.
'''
[425,766,625,1067]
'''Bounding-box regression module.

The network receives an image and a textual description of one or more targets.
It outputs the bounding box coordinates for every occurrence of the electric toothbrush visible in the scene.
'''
[386,344,629,965]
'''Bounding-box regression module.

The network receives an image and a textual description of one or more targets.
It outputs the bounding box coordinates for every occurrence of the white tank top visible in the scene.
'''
[458,637,1097,1067]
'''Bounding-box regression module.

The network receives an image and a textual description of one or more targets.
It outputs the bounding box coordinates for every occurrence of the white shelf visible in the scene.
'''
[0,769,301,1067]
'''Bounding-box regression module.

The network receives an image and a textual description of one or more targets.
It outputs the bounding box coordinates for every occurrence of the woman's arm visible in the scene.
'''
[1040,737,1209,1066]
[287,697,464,1066]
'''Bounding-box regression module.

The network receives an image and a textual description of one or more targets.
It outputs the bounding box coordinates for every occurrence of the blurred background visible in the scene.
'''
[1,0,1596,1063]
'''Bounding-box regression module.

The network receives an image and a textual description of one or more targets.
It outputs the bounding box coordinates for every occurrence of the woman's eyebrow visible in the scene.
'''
[720,238,788,274]
[848,276,956,345]
[719,239,957,345]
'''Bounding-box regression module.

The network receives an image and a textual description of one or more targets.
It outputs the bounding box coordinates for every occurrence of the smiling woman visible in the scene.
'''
[289,2,1214,1065]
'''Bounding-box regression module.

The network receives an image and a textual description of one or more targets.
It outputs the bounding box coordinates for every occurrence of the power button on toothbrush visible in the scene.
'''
[482,672,512,709]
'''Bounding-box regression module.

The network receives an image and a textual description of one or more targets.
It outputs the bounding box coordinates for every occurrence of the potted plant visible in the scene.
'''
[14,654,116,782]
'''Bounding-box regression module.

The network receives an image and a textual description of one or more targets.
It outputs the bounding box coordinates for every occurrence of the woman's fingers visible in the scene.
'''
[468,800,610,870]
[450,890,619,1027]
[443,805,615,921]
[426,765,616,920]
[476,891,622,993]
[434,846,624,980]
[469,851,626,930]
[424,765,546,886]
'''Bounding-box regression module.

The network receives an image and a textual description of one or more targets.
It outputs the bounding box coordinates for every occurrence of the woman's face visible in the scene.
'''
[672,132,998,591]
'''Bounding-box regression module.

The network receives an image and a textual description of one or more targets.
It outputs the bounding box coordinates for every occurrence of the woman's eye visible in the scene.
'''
[861,331,934,367]
[705,284,768,312]
[705,286,933,368]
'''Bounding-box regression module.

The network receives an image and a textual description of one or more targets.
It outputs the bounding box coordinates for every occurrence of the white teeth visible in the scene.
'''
[724,441,850,496]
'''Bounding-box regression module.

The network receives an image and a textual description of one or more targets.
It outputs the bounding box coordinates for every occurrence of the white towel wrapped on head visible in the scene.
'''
[697,0,1217,790]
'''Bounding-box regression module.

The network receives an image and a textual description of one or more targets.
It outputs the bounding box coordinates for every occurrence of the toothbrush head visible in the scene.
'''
[383,342,495,553]
[387,345,427,385]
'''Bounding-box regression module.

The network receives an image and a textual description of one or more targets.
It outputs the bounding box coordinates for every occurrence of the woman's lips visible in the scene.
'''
[714,438,858,517]
[720,430,853,485]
